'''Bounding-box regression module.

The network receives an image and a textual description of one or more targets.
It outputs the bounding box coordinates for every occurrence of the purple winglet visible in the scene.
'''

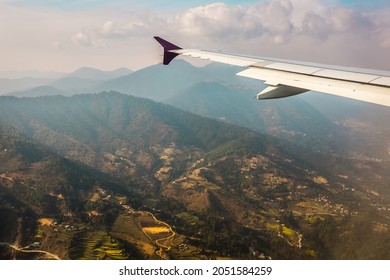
[154,36,182,65]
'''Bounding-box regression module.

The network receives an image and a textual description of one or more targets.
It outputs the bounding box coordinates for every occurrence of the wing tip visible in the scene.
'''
[154,36,182,65]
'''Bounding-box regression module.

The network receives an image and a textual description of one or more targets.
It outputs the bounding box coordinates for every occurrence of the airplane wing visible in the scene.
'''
[154,36,390,107]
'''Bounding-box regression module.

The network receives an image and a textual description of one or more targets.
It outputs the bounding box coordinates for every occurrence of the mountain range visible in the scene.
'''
[1,92,389,260]
[3,60,389,161]
[2,67,132,96]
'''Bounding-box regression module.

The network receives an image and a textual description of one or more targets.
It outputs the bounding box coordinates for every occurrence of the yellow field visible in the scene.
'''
[266,223,280,231]
[177,212,199,225]
[87,210,101,216]
[305,215,325,224]
[282,226,295,238]
[142,243,157,256]
[305,249,317,257]
[372,223,388,233]
[312,176,328,184]
[143,227,171,235]
[38,218,54,226]
[90,192,100,202]
[295,201,330,214]
[160,155,170,160]
[77,231,128,260]
[34,227,43,239]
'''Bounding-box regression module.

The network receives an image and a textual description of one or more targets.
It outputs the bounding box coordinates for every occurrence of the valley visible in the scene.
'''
[0,92,389,260]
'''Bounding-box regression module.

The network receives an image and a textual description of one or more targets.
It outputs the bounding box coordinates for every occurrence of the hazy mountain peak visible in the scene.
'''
[6,86,65,98]
[66,67,133,80]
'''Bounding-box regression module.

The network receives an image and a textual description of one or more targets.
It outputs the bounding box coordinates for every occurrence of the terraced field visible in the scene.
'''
[70,230,127,260]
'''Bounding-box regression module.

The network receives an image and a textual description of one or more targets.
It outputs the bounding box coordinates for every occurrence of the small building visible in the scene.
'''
[31,242,40,248]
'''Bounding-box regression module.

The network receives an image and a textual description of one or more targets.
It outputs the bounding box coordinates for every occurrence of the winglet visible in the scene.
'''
[154,36,182,65]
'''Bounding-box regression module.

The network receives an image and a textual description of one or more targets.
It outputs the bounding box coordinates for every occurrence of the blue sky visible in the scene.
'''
[337,0,388,7]
[2,0,390,72]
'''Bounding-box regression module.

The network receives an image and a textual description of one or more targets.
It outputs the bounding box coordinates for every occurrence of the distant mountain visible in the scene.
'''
[3,60,387,160]
[3,62,387,161]
[97,60,210,101]
[0,92,356,184]
[95,61,341,151]
[66,67,133,80]
[45,67,132,95]
[0,77,56,95]
[96,61,262,101]
[303,93,390,125]
[166,81,340,152]
[2,67,132,97]
[157,62,389,159]
[302,93,390,159]
[0,92,265,156]
[0,92,386,190]
[48,77,103,94]
[7,86,66,97]
[166,81,258,123]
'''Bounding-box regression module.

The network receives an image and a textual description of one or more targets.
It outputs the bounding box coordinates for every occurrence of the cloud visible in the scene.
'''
[83,2,296,44]
[259,0,293,35]
[66,0,389,69]
[165,0,389,69]
[171,2,295,42]
[173,3,246,38]
[301,11,329,40]
[2,0,389,72]
[72,32,92,46]
[100,20,147,37]
[68,0,390,47]
[71,31,106,47]
[169,1,390,53]
[167,1,383,41]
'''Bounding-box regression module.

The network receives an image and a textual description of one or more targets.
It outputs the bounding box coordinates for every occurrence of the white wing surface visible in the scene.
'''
[154,37,390,107]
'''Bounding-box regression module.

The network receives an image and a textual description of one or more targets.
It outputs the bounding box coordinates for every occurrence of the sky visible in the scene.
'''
[1,0,389,72]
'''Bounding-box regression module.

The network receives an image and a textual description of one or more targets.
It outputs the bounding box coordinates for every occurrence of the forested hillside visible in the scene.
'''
[1,93,389,260]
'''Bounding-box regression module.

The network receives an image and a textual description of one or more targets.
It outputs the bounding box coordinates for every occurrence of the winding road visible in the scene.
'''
[120,204,176,258]
[0,242,61,260]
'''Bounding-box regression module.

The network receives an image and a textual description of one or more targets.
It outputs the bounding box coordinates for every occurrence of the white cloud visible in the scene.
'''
[163,1,385,43]
[1,0,390,72]
[259,0,293,35]
[69,0,389,70]
[170,2,294,41]
[301,11,328,40]
[71,31,107,48]
[327,6,370,32]
[100,19,148,37]
[173,3,246,37]
[72,32,92,46]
